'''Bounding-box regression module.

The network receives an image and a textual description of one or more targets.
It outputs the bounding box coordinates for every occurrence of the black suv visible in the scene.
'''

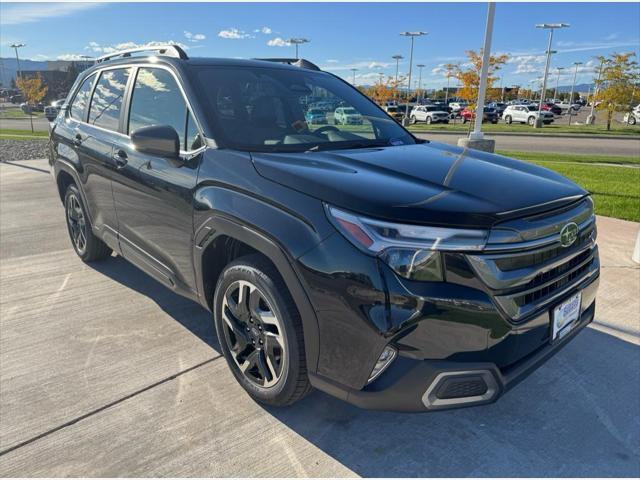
[49,46,599,412]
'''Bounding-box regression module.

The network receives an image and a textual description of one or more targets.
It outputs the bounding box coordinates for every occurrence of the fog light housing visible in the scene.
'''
[367,346,397,384]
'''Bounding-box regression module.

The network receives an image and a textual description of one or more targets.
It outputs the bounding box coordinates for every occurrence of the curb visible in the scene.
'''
[410,131,639,140]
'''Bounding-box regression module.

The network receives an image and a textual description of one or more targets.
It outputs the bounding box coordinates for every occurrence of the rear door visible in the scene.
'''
[81,67,132,245]
[112,66,204,292]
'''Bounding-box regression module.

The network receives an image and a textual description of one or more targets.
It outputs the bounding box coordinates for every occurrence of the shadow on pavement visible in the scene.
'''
[266,327,640,477]
[81,256,640,476]
[89,255,220,352]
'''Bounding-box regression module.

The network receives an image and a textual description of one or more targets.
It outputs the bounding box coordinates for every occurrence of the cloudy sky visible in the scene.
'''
[1,2,639,87]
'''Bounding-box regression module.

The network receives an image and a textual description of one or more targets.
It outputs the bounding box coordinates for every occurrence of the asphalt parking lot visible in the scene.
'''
[1,158,639,477]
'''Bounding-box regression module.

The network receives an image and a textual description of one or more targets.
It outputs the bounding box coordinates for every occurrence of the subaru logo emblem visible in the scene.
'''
[560,222,579,247]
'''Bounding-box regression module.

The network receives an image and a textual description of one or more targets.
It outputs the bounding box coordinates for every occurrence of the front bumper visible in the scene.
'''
[309,288,597,412]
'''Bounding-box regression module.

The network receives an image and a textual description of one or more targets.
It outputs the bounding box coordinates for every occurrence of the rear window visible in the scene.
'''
[70,74,95,121]
[88,68,130,131]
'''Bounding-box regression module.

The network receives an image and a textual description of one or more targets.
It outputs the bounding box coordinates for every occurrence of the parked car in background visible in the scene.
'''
[503,105,554,126]
[305,107,328,125]
[45,98,67,121]
[334,107,363,125]
[461,106,499,124]
[541,102,563,115]
[488,102,507,116]
[556,101,581,113]
[410,105,450,124]
[623,104,640,125]
[448,101,467,116]
[382,104,404,122]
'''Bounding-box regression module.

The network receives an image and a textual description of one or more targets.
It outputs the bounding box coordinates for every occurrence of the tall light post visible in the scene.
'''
[587,57,607,124]
[444,72,453,105]
[288,38,310,59]
[400,31,427,124]
[416,64,425,103]
[392,54,403,100]
[10,43,25,80]
[350,68,358,86]
[567,61,582,124]
[553,66,565,101]
[469,1,495,143]
[534,23,569,127]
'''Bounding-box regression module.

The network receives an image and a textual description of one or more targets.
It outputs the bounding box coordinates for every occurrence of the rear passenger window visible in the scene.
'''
[88,68,130,131]
[70,74,95,121]
[128,68,200,151]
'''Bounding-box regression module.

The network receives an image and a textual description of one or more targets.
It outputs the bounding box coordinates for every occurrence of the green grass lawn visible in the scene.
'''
[408,122,640,136]
[0,128,49,139]
[504,151,640,222]
[0,109,44,119]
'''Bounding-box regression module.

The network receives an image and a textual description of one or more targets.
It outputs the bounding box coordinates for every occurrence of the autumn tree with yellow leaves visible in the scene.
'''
[594,53,639,130]
[453,50,509,107]
[16,74,48,132]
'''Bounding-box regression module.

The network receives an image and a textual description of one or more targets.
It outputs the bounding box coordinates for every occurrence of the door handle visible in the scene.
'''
[73,133,84,146]
[113,149,128,168]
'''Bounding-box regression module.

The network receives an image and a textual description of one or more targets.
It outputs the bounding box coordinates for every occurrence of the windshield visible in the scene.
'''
[195,66,415,152]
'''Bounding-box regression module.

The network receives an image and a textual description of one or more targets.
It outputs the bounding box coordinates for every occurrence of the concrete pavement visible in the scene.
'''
[416,132,640,156]
[0,159,638,476]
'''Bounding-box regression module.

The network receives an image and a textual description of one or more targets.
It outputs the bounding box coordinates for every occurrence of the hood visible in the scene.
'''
[251,142,587,228]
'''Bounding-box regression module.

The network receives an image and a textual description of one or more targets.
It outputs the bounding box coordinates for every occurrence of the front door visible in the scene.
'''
[112,66,204,293]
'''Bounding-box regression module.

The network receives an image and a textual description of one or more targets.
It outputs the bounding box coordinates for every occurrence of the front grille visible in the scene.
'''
[513,251,593,307]
[495,224,594,272]
[466,198,599,322]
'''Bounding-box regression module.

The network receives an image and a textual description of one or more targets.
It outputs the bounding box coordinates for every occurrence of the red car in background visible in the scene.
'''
[461,106,499,124]
[541,102,562,115]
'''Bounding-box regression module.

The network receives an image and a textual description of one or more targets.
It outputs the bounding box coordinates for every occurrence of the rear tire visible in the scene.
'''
[213,254,312,407]
[64,184,112,262]
[410,115,417,125]
[528,116,536,126]
[629,116,637,125]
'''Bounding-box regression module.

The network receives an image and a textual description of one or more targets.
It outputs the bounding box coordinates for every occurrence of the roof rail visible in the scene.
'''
[95,45,188,64]
[254,58,321,71]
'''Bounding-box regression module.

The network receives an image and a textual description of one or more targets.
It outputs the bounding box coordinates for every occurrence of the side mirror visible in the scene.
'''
[131,125,180,161]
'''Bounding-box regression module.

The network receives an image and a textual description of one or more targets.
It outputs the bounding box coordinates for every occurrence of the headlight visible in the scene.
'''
[326,206,488,281]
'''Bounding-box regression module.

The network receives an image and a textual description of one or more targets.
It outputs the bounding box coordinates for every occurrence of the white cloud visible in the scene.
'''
[0,2,100,25]
[218,28,253,40]
[184,31,206,42]
[507,54,546,75]
[56,53,89,61]
[257,27,272,34]
[555,39,639,53]
[267,37,290,47]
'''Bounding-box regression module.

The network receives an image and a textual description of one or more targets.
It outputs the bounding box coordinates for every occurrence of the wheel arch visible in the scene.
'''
[194,214,321,374]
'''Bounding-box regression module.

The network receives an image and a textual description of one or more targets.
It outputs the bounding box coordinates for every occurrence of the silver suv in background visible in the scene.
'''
[503,105,554,126]
[410,105,450,124]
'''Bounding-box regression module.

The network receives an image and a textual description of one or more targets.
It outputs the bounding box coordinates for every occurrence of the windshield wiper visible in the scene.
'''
[305,139,393,152]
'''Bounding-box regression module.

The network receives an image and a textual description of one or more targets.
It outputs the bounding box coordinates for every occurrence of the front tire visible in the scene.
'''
[528,116,536,126]
[213,254,311,407]
[64,184,112,262]
[505,115,513,124]
[426,116,432,124]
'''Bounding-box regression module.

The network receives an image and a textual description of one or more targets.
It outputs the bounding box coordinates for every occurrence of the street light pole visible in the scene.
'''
[469,1,495,141]
[10,43,25,80]
[567,61,582,124]
[288,38,310,59]
[534,23,568,127]
[416,64,425,103]
[553,66,565,100]
[400,31,427,124]
[392,54,403,100]
[587,57,607,124]
[350,68,358,86]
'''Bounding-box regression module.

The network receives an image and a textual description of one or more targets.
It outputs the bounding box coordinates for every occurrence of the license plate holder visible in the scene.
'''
[551,292,582,342]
